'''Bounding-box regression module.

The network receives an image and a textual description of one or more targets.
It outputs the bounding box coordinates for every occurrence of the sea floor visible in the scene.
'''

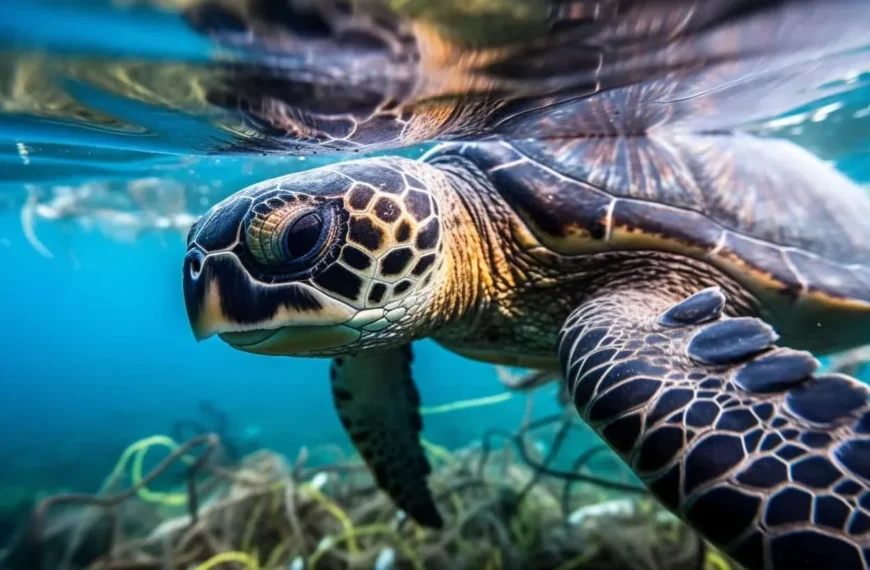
[0,401,738,570]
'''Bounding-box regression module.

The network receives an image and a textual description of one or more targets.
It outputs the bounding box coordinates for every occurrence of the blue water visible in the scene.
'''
[0,1,574,504]
[0,201,558,492]
[2,0,870,554]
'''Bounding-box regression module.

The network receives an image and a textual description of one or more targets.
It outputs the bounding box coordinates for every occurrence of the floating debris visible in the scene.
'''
[567,498,635,527]
[1,407,739,570]
[16,142,30,166]
[374,546,396,570]
[20,186,53,259]
[15,177,204,254]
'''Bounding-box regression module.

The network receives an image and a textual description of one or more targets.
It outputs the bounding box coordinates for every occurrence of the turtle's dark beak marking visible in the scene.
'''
[182,245,360,349]
[183,247,211,341]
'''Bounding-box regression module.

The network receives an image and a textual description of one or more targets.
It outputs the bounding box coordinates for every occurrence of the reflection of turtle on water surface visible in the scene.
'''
[180,2,870,569]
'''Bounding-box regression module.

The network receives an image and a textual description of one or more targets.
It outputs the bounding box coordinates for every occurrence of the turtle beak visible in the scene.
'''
[183,246,221,341]
[182,249,360,353]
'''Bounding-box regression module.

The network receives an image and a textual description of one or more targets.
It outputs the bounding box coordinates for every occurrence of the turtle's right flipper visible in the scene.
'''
[330,345,443,529]
[559,286,870,570]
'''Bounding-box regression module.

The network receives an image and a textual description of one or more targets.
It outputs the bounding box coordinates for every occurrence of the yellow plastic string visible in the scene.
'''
[705,549,732,570]
[300,483,361,555]
[103,435,192,506]
[420,392,513,415]
[196,550,259,570]
[242,499,267,552]
[307,523,424,570]
[130,436,190,506]
[448,492,475,553]
[421,438,454,466]
[263,540,290,569]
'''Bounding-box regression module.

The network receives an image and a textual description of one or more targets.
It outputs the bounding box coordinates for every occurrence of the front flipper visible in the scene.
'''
[330,345,443,528]
[560,286,870,570]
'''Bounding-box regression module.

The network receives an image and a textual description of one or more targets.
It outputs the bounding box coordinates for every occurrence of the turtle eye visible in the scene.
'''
[247,204,331,268]
[284,212,323,260]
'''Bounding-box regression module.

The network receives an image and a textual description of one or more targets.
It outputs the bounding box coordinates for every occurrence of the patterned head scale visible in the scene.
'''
[182,156,447,356]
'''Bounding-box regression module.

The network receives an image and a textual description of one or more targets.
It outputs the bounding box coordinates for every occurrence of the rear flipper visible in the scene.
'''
[559,286,870,570]
[330,345,443,529]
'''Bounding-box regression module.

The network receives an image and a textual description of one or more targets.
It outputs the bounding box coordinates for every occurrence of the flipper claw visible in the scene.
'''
[687,317,778,365]
[785,374,870,426]
[658,286,726,327]
[734,349,818,393]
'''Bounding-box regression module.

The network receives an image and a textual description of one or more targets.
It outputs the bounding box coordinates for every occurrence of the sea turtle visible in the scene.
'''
[179,2,870,569]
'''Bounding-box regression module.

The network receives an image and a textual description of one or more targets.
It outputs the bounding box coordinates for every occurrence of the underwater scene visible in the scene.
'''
[4,1,870,569]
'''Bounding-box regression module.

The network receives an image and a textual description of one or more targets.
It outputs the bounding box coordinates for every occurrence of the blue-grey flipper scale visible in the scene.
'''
[687,318,779,365]
[658,287,726,328]
[330,345,443,528]
[734,352,819,394]
[559,285,870,570]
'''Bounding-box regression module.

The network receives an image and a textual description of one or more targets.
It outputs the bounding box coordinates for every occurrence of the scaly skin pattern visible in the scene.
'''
[559,284,870,569]
[184,156,480,355]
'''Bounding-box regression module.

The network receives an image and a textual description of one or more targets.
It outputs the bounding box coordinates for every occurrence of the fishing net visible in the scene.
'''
[1,397,738,570]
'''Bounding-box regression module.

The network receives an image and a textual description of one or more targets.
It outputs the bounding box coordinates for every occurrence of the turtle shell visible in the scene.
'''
[424,135,870,354]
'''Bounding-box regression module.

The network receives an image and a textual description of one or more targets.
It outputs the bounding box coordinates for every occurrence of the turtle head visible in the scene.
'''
[183,157,450,357]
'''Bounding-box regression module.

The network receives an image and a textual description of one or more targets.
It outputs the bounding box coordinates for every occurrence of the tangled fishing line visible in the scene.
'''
[1,393,737,570]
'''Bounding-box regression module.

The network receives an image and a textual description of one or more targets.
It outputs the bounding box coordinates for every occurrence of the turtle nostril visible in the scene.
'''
[185,247,208,282]
[190,258,202,279]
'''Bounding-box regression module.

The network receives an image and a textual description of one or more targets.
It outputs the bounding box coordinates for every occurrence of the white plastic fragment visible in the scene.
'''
[811,101,844,123]
[316,536,334,553]
[14,175,202,244]
[148,514,192,539]
[288,555,304,570]
[310,472,329,490]
[20,186,53,259]
[16,142,30,165]
[374,547,396,570]
[567,498,636,526]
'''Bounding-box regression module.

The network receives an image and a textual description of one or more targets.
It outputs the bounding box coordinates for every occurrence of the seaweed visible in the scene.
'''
[2,394,740,570]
